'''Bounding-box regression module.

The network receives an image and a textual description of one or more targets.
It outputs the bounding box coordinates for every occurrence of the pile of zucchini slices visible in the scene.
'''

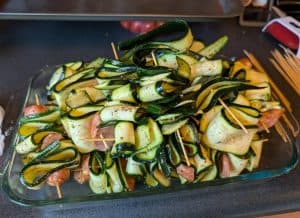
[15,20,283,194]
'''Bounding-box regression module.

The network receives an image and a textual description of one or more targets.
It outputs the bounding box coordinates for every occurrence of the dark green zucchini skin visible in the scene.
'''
[118,19,190,51]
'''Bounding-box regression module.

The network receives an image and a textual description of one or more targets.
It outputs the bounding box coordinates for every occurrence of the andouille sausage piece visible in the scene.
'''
[176,164,195,182]
[40,132,71,186]
[258,108,285,131]
[90,112,114,151]
[219,153,232,178]
[41,133,64,150]
[74,154,90,184]
[47,168,71,186]
[23,104,48,116]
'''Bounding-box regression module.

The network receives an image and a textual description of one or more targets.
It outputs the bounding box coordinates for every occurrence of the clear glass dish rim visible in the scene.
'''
[1,68,299,208]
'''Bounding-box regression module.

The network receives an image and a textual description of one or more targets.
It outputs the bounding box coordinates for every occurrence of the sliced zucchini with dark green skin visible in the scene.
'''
[61,113,95,153]
[68,104,104,119]
[190,40,205,53]
[20,141,80,189]
[166,138,181,166]
[156,113,184,125]
[222,105,260,128]
[133,118,163,162]
[110,83,137,103]
[21,140,61,164]
[199,164,218,182]
[138,72,172,86]
[161,118,189,135]
[20,161,75,189]
[228,61,247,79]
[18,121,55,138]
[196,78,241,107]
[53,78,98,111]
[47,67,65,91]
[79,87,105,103]
[196,80,260,112]
[95,79,128,90]
[202,110,257,155]
[176,56,191,79]
[96,66,138,80]
[182,142,198,157]
[85,57,105,69]
[106,161,124,193]
[137,81,178,103]
[191,58,223,78]
[189,153,212,175]
[179,120,200,145]
[111,122,135,158]
[144,168,159,187]
[232,70,246,80]
[199,105,222,133]
[141,103,169,115]
[152,167,171,187]
[66,90,91,109]
[118,19,193,52]
[126,156,144,177]
[20,108,60,124]
[89,151,107,194]
[54,68,96,93]
[246,139,264,171]
[245,82,271,101]
[15,129,63,154]
[198,36,228,58]
[171,132,198,157]
[155,50,198,70]
[68,61,84,71]
[47,61,84,91]
[100,105,145,123]
[157,146,172,177]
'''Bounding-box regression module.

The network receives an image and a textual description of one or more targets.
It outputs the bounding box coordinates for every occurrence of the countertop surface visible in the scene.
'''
[0,19,299,218]
[0,0,242,20]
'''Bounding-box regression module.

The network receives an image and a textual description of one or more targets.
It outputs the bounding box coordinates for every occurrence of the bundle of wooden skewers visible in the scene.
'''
[270,45,300,96]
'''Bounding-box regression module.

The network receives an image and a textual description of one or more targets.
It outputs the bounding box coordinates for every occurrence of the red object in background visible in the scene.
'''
[265,22,299,50]
[120,21,164,34]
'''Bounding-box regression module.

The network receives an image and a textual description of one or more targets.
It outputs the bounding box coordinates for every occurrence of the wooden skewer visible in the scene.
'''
[282,113,300,137]
[274,122,288,143]
[35,94,62,199]
[271,50,300,86]
[279,44,300,67]
[176,130,190,166]
[35,94,41,106]
[81,138,115,142]
[260,138,269,143]
[269,58,300,95]
[111,42,119,60]
[99,133,109,149]
[56,183,62,199]
[218,98,248,134]
[151,51,158,66]
[243,50,292,113]
[272,50,300,91]
[261,122,270,133]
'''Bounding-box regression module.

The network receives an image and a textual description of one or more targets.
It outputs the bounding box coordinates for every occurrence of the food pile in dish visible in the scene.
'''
[15,20,284,194]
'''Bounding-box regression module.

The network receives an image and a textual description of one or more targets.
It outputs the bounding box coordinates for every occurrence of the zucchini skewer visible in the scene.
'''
[152,50,190,167]
[35,94,63,199]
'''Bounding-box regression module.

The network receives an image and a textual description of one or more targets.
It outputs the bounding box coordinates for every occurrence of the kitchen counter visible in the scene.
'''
[0,19,299,217]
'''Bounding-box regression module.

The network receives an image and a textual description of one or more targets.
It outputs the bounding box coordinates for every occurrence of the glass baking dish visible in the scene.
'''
[0,65,299,208]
